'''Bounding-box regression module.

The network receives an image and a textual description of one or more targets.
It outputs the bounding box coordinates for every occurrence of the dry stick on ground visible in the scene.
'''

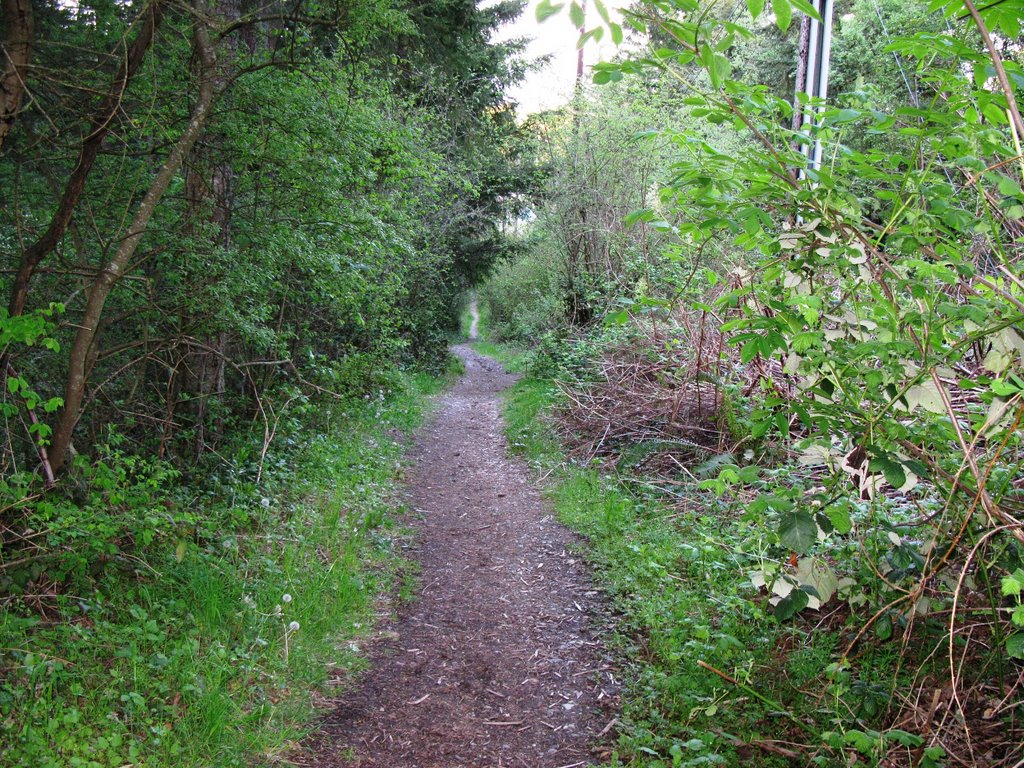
[553,322,725,479]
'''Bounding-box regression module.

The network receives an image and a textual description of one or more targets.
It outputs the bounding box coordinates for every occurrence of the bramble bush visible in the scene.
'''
[521,0,1024,760]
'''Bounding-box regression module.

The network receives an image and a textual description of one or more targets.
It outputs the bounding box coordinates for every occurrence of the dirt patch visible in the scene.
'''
[307,346,617,768]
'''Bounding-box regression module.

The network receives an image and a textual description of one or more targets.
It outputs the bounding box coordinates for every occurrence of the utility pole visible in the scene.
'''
[796,0,834,177]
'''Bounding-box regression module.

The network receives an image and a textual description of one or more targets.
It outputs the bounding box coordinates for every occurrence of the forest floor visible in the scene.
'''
[306,345,617,768]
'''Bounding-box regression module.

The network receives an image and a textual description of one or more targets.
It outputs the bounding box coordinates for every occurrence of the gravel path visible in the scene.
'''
[309,345,616,768]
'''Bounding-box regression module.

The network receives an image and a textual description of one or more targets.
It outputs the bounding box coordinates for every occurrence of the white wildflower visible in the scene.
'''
[288,621,300,632]
[281,593,292,604]
[260,497,271,508]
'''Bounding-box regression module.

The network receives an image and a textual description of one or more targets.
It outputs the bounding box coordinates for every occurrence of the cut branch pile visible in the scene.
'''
[553,314,727,476]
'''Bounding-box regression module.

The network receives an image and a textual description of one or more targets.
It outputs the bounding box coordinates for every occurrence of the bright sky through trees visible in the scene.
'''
[488,0,626,116]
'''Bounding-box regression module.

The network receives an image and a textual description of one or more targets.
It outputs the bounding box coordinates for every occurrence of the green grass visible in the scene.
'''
[0,366,454,767]
[490,347,859,767]
[457,291,528,369]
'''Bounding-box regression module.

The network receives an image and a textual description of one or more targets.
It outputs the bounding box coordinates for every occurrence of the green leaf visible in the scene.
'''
[577,26,604,47]
[569,1,585,29]
[1005,632,1024,659]
[997,174,1022,197]
[536,0,565,23]
[1002,574,1023,597]
[609,21,623,45]
[886,730,923,748]
[875,613,893,640]
[868,456,906,489]
[604,309,630,325]
[624,208,654,226]
[772,0,792,32]
[825,505,852,535]
[1012,603,1024,627]
[737,465,760,484]
[774,411,789,438]
[740,339,760,364]
[778,508,817,553]
[746,0,765,17]
[774,588,809,621]
[844,729,878,754]
[789,0,822,21]
[992,376,1024,396]
[828,108,862,124]
[708,52,731,88]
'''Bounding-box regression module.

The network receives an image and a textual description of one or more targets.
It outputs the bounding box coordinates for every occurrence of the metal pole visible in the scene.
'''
[799,0,834,177]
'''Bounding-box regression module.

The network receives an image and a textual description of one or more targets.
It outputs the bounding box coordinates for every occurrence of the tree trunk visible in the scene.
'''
[48,18,217,473]
[0,0,32,152]
[6,0,164,319]
[183,0,238,458]
[792,14,811,134]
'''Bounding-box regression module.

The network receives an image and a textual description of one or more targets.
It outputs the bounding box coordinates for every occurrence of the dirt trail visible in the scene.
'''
[310,346,614,768]
[468,299,480,341]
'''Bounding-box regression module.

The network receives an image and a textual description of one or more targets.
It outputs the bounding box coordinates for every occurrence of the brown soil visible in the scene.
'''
[308,345,617,768]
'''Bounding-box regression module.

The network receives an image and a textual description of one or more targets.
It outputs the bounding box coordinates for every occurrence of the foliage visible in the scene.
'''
[1,0,531,470]
[498,360,951,767]
[0,370,446,767]
[1,0,531,764]
[490,0,1024,760]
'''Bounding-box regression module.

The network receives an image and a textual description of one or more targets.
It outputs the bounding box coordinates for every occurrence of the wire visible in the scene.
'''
[869,0,920,107]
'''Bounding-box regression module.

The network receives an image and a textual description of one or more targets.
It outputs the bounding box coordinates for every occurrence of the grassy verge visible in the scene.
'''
[0,365,455,767]
[496,359,863,768]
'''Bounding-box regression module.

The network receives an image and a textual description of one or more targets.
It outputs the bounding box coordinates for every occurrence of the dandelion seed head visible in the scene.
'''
[288,621,300,632]
[282,593,292,603]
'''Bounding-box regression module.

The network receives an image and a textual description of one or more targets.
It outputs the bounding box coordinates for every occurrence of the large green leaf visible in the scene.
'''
[1006,632,1024,660]
[774,588,809,620]
[772,0,792,31]
[569,1,585,29]
[778,508,817,552]
[536,0,565,23]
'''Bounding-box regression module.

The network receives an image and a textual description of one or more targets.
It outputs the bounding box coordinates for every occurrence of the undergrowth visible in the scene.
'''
[0,366,454,767]
[496,347,944,767]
